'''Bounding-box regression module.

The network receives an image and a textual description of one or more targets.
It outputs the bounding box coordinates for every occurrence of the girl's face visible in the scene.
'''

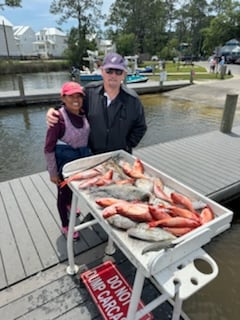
[62,93,83,114]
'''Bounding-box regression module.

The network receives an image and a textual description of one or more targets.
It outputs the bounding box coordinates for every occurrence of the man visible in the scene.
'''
[47,52,147,154]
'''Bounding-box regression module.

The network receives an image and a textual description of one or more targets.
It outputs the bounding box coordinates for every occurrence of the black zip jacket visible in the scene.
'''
[83,81,147,154]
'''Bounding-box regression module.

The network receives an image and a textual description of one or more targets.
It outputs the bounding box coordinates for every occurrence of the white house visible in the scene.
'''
[33,28,68,58]
[96,39,116,55]
[13,25,36,56]
[0,15,19,57]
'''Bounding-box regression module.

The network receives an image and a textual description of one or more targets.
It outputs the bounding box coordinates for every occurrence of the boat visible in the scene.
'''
[72,71,148,84]
[126,74,148,83]
[136,66,153,73]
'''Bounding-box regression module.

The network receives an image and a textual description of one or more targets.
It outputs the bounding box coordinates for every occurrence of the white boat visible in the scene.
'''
[71,69,148,84]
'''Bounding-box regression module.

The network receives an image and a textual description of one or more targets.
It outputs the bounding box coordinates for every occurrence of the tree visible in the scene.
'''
[115,33,137,56]
[202,2,240,54]
[0,0,21,9]
[50,0,104,66]
[106,0,167,56]
[174,0,209,57]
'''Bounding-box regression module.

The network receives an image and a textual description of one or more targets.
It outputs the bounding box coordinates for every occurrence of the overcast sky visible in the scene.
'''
[1,0,114,32]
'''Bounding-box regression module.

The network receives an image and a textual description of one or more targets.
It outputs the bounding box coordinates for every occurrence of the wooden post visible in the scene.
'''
[190,70,194,84]
[220,94,238,133]
[18,75,25,98]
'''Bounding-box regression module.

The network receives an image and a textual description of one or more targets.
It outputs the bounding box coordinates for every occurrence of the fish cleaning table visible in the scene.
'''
[63,151,233,320]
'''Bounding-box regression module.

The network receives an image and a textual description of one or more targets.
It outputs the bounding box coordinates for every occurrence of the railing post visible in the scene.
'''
[190,69,194,84]
[220,93,238,133]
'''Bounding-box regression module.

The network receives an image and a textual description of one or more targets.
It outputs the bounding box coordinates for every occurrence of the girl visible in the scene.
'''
[44,81,91,240]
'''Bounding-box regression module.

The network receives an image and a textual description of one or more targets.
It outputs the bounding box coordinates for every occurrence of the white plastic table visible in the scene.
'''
[63,151,232,320]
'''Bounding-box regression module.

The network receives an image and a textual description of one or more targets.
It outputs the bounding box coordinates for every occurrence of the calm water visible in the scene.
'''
[0,72,240,319]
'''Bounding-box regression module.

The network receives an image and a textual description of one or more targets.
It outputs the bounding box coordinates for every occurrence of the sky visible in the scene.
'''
[1,0,114,32]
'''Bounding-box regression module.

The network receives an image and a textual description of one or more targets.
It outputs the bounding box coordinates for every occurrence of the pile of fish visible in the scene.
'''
[62,156,215,248]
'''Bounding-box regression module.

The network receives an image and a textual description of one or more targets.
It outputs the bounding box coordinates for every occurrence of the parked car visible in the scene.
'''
[226,55,240,64]
[234,57,240,64]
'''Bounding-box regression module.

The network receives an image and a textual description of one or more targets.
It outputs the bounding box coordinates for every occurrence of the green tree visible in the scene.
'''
[202,0,240,54]
[0,0,21,9]
[106,0,167,56]
[175,0,209,57]
[50,0,104,66]
[115,33,137,56]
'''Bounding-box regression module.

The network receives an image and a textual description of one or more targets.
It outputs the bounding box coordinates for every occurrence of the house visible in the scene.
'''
[96,39,116,55]
[33,28,68,58]
[13,25,36,57]
[0,15,19,57]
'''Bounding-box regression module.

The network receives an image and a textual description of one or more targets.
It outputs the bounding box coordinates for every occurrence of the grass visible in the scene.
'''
[143,61,232,81]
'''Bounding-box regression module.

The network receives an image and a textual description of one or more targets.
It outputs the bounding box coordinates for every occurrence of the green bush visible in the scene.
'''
[0,59,70,74]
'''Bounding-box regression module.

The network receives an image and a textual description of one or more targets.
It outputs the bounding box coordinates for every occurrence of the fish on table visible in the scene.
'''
[89,184,151,202]
[107,214,138,230]
[127,222,176,242]
[67,154,217,243]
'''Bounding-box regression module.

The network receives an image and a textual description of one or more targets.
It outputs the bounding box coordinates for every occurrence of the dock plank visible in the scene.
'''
[0,169,110,290]
[10,178,58,269]
[12,287,86,320]
[0,275,78,319]
[0,80,191,107]
[0,250,7,290]
[134,127,240,200]
[19,175,61,265]
[0,181,30,285]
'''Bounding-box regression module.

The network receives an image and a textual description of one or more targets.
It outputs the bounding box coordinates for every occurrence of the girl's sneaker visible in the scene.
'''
[61,226,79,241]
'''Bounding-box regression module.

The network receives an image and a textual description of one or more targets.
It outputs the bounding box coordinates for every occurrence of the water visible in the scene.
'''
[0,72,240,319]
[0,71,69,91]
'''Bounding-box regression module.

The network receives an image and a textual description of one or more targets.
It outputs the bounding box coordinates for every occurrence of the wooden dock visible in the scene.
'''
[0,80,191,107]
[1,127,239,319]
[134,126,240,202]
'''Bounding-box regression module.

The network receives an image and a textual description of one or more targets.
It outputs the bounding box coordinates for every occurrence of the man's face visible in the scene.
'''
[102,68,126,89]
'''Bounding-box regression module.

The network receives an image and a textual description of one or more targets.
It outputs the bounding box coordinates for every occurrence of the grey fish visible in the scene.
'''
[135,178,153,193]
[103,159,130,180]
[89,184,151,202]
[141,240,176,255]
[127,222,176,242]
[107,214,137,230]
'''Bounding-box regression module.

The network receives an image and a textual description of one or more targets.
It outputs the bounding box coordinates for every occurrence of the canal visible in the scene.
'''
[0,72,239,319]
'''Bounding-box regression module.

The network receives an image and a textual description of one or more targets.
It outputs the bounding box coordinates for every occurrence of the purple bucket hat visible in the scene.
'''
[102,53,127,71]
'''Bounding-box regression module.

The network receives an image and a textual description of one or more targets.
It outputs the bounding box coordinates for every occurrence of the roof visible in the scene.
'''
[0,15,13,27]
[225,38,240,46]
[13,26,33,36]
[36,27,66,36]
[232,46,240,53]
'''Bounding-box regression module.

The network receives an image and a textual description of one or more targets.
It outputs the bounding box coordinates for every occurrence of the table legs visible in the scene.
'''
[66,194,79,275]
[126,268,145,320]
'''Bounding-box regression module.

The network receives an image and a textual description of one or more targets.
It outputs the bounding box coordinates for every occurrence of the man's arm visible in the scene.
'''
[127,100,147,148]
[46,108,60,127]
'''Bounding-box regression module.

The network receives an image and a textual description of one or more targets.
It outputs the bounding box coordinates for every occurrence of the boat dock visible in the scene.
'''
[0,80,191,107]
[0,126,239,319]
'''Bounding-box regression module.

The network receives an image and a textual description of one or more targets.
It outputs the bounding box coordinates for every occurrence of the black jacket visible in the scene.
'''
[83,81,147,154]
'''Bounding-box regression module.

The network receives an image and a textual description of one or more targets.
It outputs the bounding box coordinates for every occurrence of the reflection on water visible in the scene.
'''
[139,94,238,148]
[0,76,240,320]
[0,71,70,92]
